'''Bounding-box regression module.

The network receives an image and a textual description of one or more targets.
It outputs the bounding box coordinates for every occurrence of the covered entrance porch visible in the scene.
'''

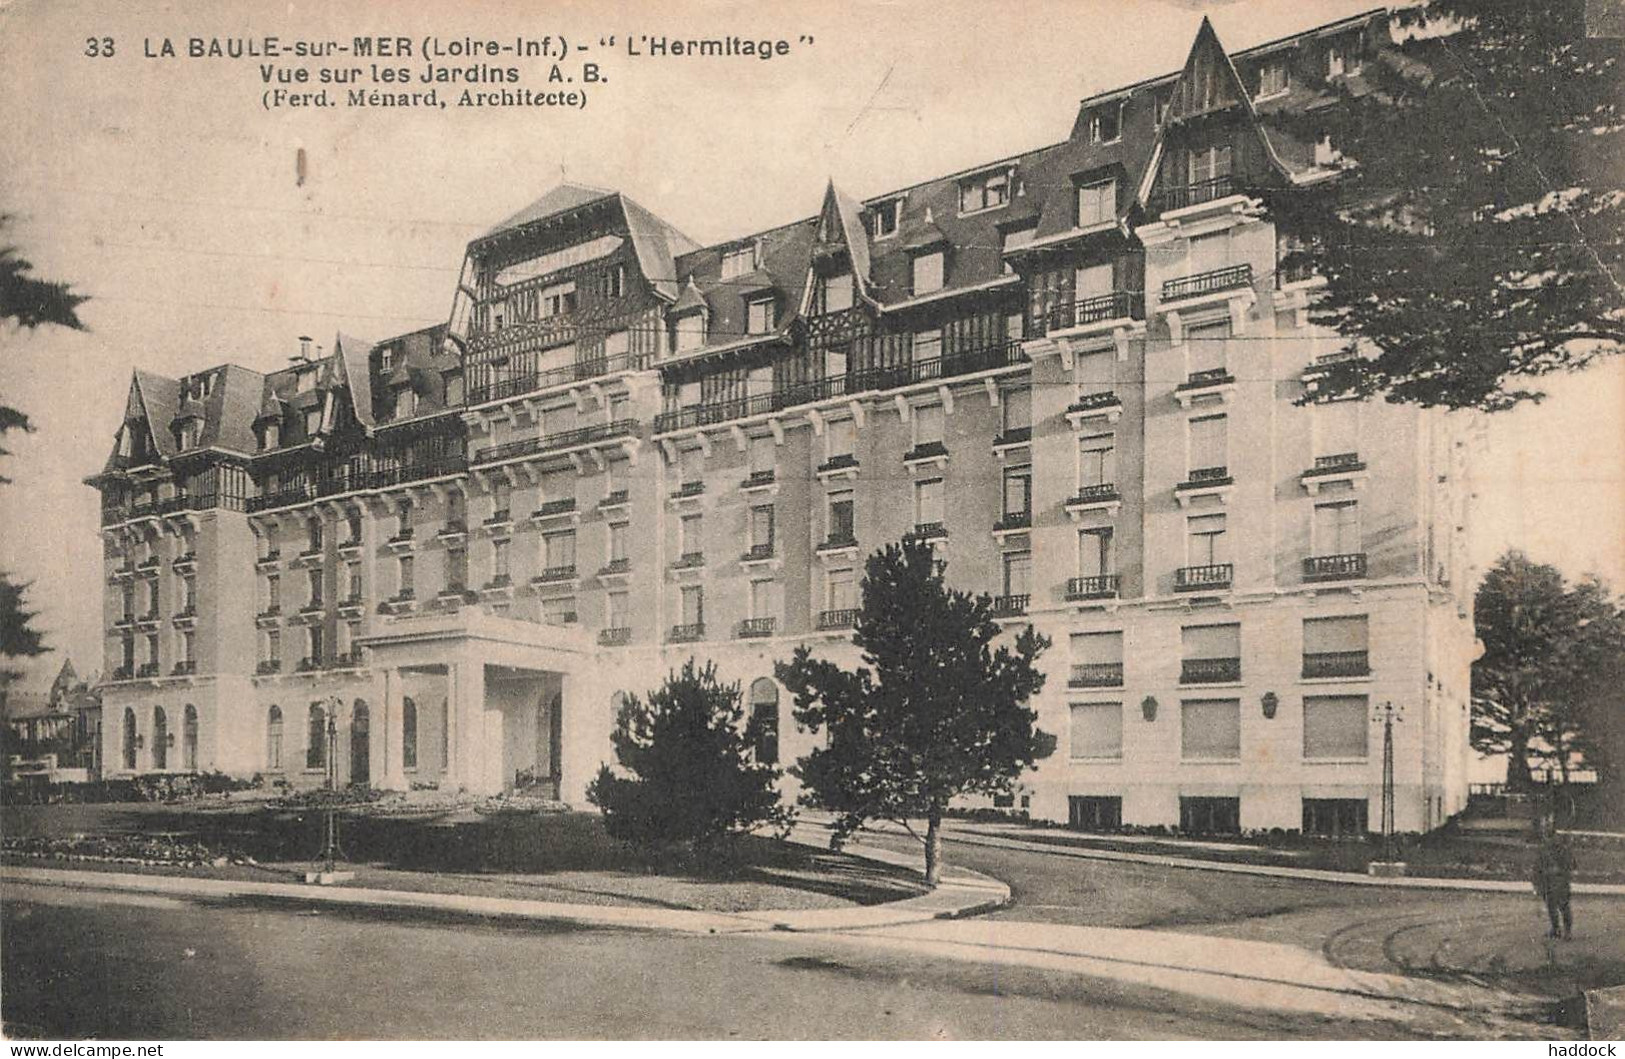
[357,610,597,799]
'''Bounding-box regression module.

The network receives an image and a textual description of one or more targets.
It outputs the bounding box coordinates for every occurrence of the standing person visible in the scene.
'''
[1532,820,1576,940]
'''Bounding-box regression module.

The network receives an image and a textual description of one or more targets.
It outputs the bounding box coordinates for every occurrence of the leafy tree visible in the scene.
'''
[1472,552,1625,788]
[1,214,87,332]
[587,659,793,849]
[777,540,1054,886]
[1268,0,1623,411]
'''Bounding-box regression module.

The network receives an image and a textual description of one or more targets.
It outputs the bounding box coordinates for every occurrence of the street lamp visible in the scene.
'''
[1369,699,1406,876]
[307,695,354,885]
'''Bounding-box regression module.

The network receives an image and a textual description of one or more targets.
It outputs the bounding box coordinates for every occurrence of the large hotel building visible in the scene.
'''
[87,11,1477,834]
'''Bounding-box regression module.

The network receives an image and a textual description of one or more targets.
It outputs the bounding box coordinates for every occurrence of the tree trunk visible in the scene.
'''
[924,802,944,888]
[1506,733,1533,790]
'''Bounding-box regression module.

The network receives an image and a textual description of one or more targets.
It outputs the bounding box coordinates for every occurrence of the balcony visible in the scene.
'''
[989,594,1029,619]
[168,660,196,677]
[328,650,365,670]
[471,419,639,468]
[112,665,134,681]
[1181,657,1242,684]
[740,469,777,493]
[992,426,1032,454]
[1066,574,1120,601]
[433,585,476,608]
[1301,451,1369,494]
[903,440,949,469]
[1046,291,1144,336]
[136,610,161,629]
[816,533,859,557]
[436,520,469,543]
[255,606,282,628]
[1065,391,1123,427]
[736,617,777,639]
[993,510,1032,535]
[1175,466,1233,504]
[1161,263,1253,304]
[668,623,706,644]
[255,659,282,676]
[1175,563,1233,593]
[597,489,630,511]
[478,575,515,598]
[171,606,198,628]
[337,536,364,558]
[1151,175,1241,216]
[465,350,652,407]
[1174,368,1237,406]
[671,552,706,571]
[652,339,1028,435]
[384,529,417,555]
[113,612,137,631]
[1303,650,1370,679]
[598,557,631,582]
[255,549,282,571]
[530,498,579,525]
[291,546,325,568]
[531,565,579,586]
[1069,662,1124,688]
[136,662,161,679]
[1303,553,1368,583]
[816,608,859,632]
[1066,484,1122,518]
[136,557,161,573]
[377,590,417,615]
[171,552,197,574]
[903,522,948,545]
[297,656,324,673]
[336,594,366,616]
[816,453,860,480]
[480,510,514,534]
[669,480,706,503]
[740,543,777,567]
[110,562,138,582]
[592,626,629,648]
[543,611,580,628]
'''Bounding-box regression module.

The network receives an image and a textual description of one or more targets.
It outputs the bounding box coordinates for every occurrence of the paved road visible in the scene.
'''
[2,883,1424,1040]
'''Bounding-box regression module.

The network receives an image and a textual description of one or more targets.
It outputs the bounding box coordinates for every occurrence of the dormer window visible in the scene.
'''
[869,199,901,239]
[746,297,775,335]
[959,169,1011,215]
[176,422,201,450]
[1088,102,1123,145]
[721,244,758,280]
[674,311,706,352]
[260,421,280,451]
[295,370,315,394]
[911,251,945,296]
[608,263,626,298]
[1257,58,1290,99]
[1188,144,1233,185]
[1000,224,1036,273]
[1327,36,1362,78]
[1076,179,1117,227]
[379,347,393,372]
[541,280,578,318]
[395,389,417,420]
[303,408,321,437]
[814,271,854,315]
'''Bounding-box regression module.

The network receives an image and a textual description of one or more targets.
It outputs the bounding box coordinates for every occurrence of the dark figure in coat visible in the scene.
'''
[1532,824,1575,940]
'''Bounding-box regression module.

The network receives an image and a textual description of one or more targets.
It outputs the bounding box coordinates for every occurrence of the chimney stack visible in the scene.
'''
[297,335,313,363]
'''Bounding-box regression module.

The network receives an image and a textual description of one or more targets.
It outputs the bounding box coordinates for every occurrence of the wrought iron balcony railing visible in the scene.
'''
[1303,650,1370,679]
[1182,657,1242,684]
[817,453,859,475]
[741,470,776,489]
[533,498,578,518]
[599,557,630,576]
[466,350,652,406]
[471,419,638,467]
[1177,467,1233,491]
[994,510,1032,532]
[1303,553,1367,582]
[1152,174,1239,214]
[255,659,281,675]
[1067,391,1122,415]
[1066,574,1119,601]
[1162,263,1253,303]
[817,532,858,552]
[1068,484,1121,506]
[672,552,705,570]
[532,565,578,584]
[598,489,630,509]
[599,626,633,647]
[668,623,706,644]
[170,660,197,676]
[904,522,947,544]
[1046,291,1143,334]
[1070,662,1124,688]
[1176,368,1236,391]
[989,594,1029,618]
[1175,563,1234,592]
[1305,452,1365,475]
[816,608,859,631]
[903,440,949,463]
[742,543,776,562]
[736,617,777,639]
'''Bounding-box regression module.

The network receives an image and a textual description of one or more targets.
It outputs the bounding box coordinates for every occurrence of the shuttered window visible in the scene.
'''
[1187,320,1230,375]
[1181,699,1241,760]
[1071,630,1123,664]
[1303,615,1368,654]
[1316,400,1359,458]
[1188,414,1227,472]
[1070,703,1123,760]
[1304,696,1369,759]
[1182,623,1240,660]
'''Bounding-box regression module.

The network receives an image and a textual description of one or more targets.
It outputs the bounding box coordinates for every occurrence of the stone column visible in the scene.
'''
[380,667,406,790]
[446,657,498,794]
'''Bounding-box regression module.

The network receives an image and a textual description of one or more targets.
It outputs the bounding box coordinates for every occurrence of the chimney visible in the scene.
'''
[296,335,313,362]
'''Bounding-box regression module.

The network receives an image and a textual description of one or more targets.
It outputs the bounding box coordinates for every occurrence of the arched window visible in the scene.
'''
[402,696,418,769]
[122,708,137,770]
[307,703,327,771]
[182,704,199,771]
[748,678,780,765]
[267,706,284,771]
[152,707,169,770]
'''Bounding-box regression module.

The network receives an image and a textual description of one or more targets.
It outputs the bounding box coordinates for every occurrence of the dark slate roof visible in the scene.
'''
[334,333,376,428]
[208,365,268,453]
[484,182,617,236]
[132,371,181,457]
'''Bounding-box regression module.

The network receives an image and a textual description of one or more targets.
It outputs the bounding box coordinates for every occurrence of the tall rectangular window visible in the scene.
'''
[679,445,704,486]
[1079,435,1115,488]
[1004,464,1032,518]
[492,538,510,580]
[1187,513,1228,565]
[1257,57,1290,97]
[1314,500,1361,555]
[445,547,468,590]
[746,298,775,335]
[675,312,705,352]
[543,531,576,571]
[1315,400,1360,459]
[817,271,854,314]
[1188,144,1234,185]
[1003,388,1031,435]
[912,252,945,295]
[750,506,775,551]
[827,417,855,459]
[681,585,704,626]
[1304,696,1369,759]
[267,574,281,611]
[1187,321,1231,376]
[915,478,945,526]
[680,514,702,556]
[1088,103,1122,144]
[347,563,362,600]
[1076,182,1116,227]
[398,555,414,593]
[607,458,629,497]
[307,568,322,607]
[1079,528,1113,576]
[749,578,777,619]
[1070,703,1123,760]
[914,403,944,446]
[911,329,943,363]
[749,434,775,476]
[608,522,628,563]
[1181,699,1242,761]
[1188,414,1228,475]
[604,329,630,358]
[1003,551,1031,597]
[827,568,856,611]
[828,490,855,541]
[608,591,629,629]
[266,629,281,663]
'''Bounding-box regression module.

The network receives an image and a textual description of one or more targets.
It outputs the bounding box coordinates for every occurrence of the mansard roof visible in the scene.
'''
[130,370,181,457]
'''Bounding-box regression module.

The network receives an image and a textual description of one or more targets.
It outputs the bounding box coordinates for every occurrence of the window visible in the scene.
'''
[1181,699,1241,761]
[307,625,323,665]
[1188,414,1228,475]
[1076,261,1113,300]
[267,706,283,771]
[914,478,945,527]
[1303,798,1368,837]
[307,568,322,607]
[869,199,901,239]
[911,329,942,364]
[960,169,1011,214]
[824,345,849,380]
[608,590,629,629]
[1003,387,1031,436]
[680,584,704,626]
[1181,796,1241,834]
[307,703,327,770]
[121,584,135,620]
[398,554,415,593]
[491,480,511,519]
[679,445,704,486]
[1001,224,1036,272]
[1257,57,1290,98]
[1003,550,1031,597]
[1003,464,1032,519]
[1006,311,1025,340]
[911,251,945,295]
[603,330,631,361]
[816,271,854,314]
[346,563,362,600]
[749,578,777,620]
[746,298,774,335]
[540,280,578,318]
[542,595,576,625]
[914,403,944,447]
[445,546,468,590]
[1327,38,1361,78]
[1070,703,1123,760]
[1077,350,1113,397]
[1187,144,1234,185]
[1071,630,1123,688]
[492,538,510,581]
[608,264,626,298]
[182,705,198,771]
[721,244,758,279]
[674,312,706,352]
[122,708,137,770]
[750,505,775,552]
[543,531,576,572]
[679,514,702,557]
[151,707,168,769]
[1314,400,1359,459]
[607,458,629,498]
[182,575,196,612]
[1078,435,1115,488]
[305,408,322,436]
[146,633,159,665]
[1078,528,1114,577]
[346,513,362,544]
[749,434,775,476]
[1187,513,1228,565]
[307,517,323,552]
[827,490,855,541]
[826,567,856,611]
[1070,795,1123,830]
[1186,321,1231,376]
[608,521,629,564]
[1304,696,1369,759]
[1088,102,1122,144]
[748,679,780,764]
[1304,615,1369,674]
[402,697,418,769]
[181,631,195,664]
[267,629,281,664]
[1314,500,1361,556]
[397,499,412,536]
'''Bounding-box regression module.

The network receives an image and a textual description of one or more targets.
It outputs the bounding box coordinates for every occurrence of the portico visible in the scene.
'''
[358,609,598,798]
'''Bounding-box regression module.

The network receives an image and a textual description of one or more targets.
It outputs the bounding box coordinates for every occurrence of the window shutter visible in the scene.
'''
[1303,615,1368,653]
[1070,703,1123,760]
[1070,630,1123,664]
[1181,623,1240,660]
[1303,696,1369,758]
[1181,699,1241,760]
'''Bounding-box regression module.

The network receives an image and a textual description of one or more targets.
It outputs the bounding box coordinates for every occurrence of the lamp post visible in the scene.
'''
[307,695,354,885]
[1369,699,1406,876]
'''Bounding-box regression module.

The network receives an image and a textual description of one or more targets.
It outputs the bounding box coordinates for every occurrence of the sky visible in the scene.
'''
[1,0,1621,692]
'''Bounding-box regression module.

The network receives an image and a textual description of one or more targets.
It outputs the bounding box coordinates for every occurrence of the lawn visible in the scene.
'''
[0,800,926,913]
